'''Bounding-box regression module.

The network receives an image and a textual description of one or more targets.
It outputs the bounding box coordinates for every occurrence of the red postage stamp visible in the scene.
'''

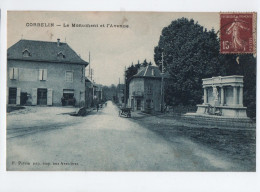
[220,13,256,54]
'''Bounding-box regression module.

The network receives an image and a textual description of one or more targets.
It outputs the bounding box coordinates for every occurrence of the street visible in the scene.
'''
[7,101,250,171]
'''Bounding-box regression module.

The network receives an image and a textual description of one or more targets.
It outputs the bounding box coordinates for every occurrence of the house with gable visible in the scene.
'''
[128,65,168,113]
[7,39,88,107]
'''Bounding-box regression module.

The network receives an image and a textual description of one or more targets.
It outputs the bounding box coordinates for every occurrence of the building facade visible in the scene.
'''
[117,84,125,106]
[7,39,88,107]
[128,66,166,113]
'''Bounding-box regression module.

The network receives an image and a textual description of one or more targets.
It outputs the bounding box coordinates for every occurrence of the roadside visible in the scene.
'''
[130,111,256,171]
[7,106,95,139]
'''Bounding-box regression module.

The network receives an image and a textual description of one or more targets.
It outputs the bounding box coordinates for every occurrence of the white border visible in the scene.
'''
[0,0,259,192]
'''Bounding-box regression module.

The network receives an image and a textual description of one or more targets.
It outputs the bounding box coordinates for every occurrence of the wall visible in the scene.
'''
[144,78,162,112]
[7,59,86,106]
[128,78,144,110]
[128,77,162,112]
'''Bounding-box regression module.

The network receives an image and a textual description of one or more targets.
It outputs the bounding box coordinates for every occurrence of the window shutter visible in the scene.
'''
[43,69,47,80]
[47,89,53,105]
[16,88,21,105]
[39,69,43,80]
[9,68,14,79]
[32,88,37,105]
[14,68,19,80]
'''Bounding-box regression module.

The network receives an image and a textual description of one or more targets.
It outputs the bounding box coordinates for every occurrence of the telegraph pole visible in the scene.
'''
[89,51,91,77]
[161,52,165,113]
[124,66,127,107]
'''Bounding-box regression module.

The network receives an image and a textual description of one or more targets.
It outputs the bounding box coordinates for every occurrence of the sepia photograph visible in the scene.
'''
[6,11,256,171]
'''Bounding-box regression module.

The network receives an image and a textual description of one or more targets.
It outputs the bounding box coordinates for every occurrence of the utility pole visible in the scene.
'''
[91,69,94,80]
[161,52,165,113]
[124,66,127,107]
[89,51,91,77]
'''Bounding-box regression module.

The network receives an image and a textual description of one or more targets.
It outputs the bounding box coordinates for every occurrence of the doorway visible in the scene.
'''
[136,99,141,110]
[37,88,47,105]
[9,88,17,104]
[20,92,28,105]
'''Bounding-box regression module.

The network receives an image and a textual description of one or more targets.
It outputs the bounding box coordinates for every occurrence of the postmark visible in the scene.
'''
[220,12,256,54]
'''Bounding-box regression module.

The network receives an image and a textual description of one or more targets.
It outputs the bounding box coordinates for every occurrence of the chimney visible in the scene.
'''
[57,38,60,46]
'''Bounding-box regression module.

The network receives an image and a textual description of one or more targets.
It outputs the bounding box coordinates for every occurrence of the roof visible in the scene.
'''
[117,84,125,89]
[7,39,88,66]
[130,65,170,81]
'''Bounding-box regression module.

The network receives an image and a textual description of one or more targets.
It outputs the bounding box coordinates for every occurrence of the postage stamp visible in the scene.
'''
[220,12,256,54]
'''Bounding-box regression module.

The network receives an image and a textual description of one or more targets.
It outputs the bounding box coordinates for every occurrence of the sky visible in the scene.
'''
[8,11,219,86]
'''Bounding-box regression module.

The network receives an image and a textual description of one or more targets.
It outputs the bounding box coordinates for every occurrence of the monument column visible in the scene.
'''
[221,86,224,106]
[233,86,238,106]
[239,86,243,106]
[203,87,207,104]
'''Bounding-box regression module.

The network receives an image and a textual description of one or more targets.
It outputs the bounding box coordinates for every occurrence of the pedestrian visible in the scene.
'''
[96,103,99,112]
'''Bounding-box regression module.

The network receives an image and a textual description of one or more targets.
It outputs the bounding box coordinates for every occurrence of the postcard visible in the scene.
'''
[6,11,256,171]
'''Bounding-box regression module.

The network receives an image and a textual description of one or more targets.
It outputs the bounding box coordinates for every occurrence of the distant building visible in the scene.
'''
[117,84,125,106]
[94,83,103,103]
[7,39,88,107]
[85,77,94,108]
[127,65,168,113]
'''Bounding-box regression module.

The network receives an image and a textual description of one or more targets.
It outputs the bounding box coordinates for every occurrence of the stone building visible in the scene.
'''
[117,84,125,106]
[7,39,88,107]
[85,77,94,108]
[127,65,167,113]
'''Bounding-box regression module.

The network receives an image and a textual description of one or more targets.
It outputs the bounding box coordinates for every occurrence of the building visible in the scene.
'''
[7,39,88,107]
[85,77,94,108]
[117,84,125,106]
[94,83,103,103]
[127,65,167,113]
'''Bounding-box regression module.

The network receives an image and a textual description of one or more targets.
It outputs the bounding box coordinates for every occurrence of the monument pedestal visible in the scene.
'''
[196,104,248,118]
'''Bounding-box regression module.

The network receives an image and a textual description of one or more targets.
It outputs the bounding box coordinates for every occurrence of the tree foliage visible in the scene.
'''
[154,17,256,118]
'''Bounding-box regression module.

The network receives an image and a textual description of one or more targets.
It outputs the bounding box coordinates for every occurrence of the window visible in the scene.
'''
[147,85,152,94]
[9,67,18,80]
[39,69,47,81]
[66,71,73,82]
[22,49,31,57]
[57,51,65,59]
[151,69,155,76]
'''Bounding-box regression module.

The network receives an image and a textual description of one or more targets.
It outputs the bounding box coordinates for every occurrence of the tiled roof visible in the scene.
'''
[133,65,169,79]
[7,39,88,66]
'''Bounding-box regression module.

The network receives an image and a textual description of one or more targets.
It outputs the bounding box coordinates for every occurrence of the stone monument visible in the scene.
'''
[196,75,248,118]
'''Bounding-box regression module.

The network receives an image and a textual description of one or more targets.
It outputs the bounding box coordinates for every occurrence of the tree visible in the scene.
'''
[154,18,225,106]
[154,17,256,118]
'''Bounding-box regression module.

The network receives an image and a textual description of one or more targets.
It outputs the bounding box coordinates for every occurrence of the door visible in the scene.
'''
[20,92,28,105]
[136,99,141,110]
[9,88,17,104]
[37,88,47,105]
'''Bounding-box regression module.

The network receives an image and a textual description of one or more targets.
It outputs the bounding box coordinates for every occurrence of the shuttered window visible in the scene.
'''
[147,86,152,94]
[39,69,47,81]
[66,71,73,82]
[9,68,19,80]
